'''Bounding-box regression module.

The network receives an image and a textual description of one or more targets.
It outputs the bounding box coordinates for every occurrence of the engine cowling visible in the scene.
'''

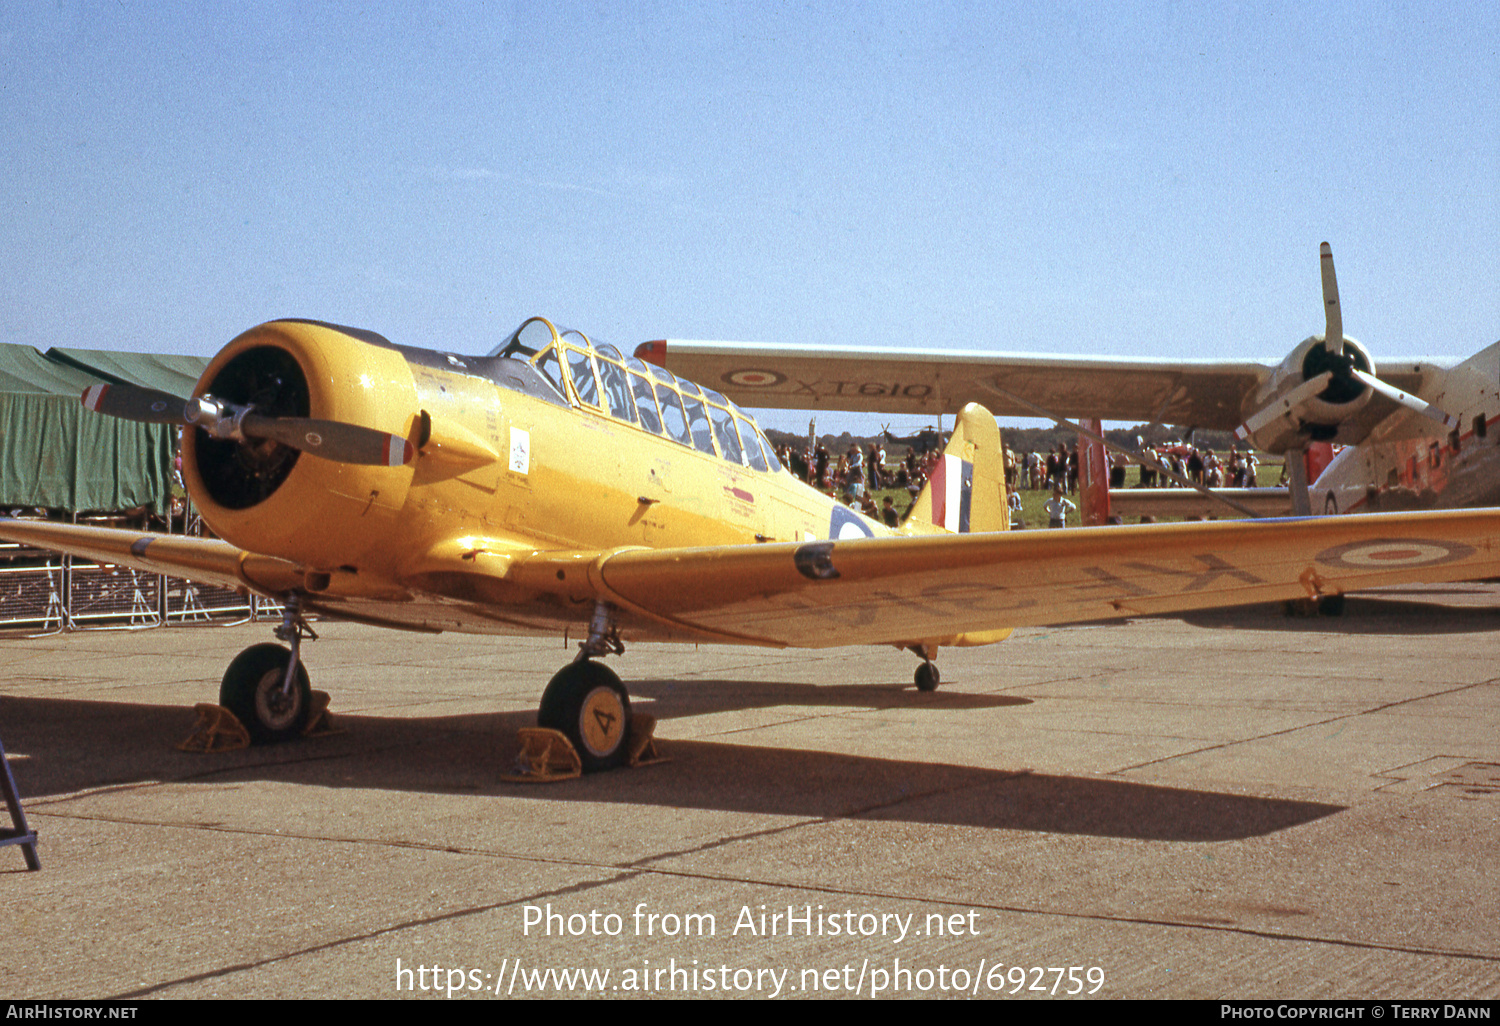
[183,320,421,570]
[1236,334,1376,453]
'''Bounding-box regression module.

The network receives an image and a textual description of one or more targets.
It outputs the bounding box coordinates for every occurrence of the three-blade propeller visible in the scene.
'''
[82,383,414,467]
[1235,243,1457,444]
[1316,242,1457,431]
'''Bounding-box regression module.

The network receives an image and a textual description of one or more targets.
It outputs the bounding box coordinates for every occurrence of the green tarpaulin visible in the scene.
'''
[47,347,207,396]
[0,343,204,514]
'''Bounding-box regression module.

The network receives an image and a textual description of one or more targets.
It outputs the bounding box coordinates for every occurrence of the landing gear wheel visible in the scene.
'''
[1324,494,1339,515]
[914,661,941,692]
[537,661,632,773]
[220,643,311,744]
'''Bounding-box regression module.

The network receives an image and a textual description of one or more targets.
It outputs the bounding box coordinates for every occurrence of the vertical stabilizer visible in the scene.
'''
[905,403,1008,534]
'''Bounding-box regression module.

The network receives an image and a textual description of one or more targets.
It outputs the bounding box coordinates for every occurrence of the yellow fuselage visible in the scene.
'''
[183,319,897,639]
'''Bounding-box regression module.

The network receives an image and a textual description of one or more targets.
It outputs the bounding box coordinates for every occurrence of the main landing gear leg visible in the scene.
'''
[537,601,633,773]
[219,594,316,744]
[908,643,941,692]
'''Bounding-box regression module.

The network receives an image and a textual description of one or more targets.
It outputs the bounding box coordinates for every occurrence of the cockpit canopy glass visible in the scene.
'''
[493,318,781,473]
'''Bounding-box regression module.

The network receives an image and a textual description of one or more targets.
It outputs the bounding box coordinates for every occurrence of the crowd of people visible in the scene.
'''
[774,441,943,526]
[1008,439,1261,494]
[774,435,1265,530]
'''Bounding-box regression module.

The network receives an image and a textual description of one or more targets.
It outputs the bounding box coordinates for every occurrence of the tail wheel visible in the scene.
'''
[538,661,632,773]
[220,643,310,744]
[914,661,941,692]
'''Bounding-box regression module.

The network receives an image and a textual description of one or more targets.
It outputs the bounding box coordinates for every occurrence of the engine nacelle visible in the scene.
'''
[1237,334,1376,452]
[183,320,421,571]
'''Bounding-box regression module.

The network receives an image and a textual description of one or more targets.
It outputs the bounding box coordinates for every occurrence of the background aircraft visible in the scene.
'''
[637,244,1499,519]
[4,315,1500,772]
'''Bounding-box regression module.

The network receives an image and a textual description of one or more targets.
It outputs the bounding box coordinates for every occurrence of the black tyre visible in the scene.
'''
[220,643,311,744]
[537,661,632,773]
[914,662,941,692]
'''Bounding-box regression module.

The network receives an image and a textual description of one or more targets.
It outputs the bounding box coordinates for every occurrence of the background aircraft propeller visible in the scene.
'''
[1234,243,1458,445]
[1320,241,1344,357]
[82,383,414,467]
[1346,368,1459,430]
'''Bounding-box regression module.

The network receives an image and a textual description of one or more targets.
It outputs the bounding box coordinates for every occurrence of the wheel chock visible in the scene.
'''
[302,691,338,737]
[626,713,668,768]
[178,691,337,752]
[502,717,669,782]
[177,704,251,753]
[503,728,583,782]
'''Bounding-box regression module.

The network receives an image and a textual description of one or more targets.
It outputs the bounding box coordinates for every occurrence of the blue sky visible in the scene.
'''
[3,2,1496,435]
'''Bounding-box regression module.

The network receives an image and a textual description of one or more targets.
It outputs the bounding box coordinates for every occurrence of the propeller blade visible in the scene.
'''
[1348,369,1460,431]
[81,383,191,425]
[1320,241,1343,356]
[238,413,415,467]
[85,384,415,467]
[1234,371,1335,442]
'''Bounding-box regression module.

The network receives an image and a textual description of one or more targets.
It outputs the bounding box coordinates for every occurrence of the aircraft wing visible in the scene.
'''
[6,509,1499,651]
[637,340,1272,428]
[0,518,305,596]
[587,509,1500,647]
[637,340,1451,432]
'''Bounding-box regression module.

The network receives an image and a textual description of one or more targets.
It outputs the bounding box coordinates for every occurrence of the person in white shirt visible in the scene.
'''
[1044,486,1076,528]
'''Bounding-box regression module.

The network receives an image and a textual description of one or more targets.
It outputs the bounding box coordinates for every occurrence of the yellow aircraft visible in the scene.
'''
[4,315,1500,771]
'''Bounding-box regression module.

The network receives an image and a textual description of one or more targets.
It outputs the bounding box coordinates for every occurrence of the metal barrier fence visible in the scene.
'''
[0,542,277,633]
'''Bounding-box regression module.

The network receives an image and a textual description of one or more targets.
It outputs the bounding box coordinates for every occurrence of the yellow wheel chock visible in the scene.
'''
[626,713,667,768]
[503,713,667,783]
[301,690,336,737]
[177,703,251,752]
[503,728,583,782]
[177,691,337,753]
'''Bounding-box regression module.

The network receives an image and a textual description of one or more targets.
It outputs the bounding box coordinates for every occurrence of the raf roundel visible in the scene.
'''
[1315,537,1475,569]
[721,368,786,389]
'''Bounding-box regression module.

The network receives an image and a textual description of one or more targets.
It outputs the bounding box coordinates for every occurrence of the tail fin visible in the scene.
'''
[905,403,1008,534]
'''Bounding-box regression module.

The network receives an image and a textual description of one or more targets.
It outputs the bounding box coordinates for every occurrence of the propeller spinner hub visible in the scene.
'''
[192,345,310,510]
[1301,337,1374,406]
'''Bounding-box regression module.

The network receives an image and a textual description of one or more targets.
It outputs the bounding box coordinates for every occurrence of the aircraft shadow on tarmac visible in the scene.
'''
[624,677,1032,715]
[3,688,1339,844]
[1164,590,1500,635]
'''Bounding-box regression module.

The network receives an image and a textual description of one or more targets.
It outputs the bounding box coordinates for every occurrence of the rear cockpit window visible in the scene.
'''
[628,372,663,434]
[594,352,635,425]
[759,429,783,472]
[655,383,691,445]
[681,394,717,455]
[624,357,663,434]
[736,416,768,471]
[709,403,743,465]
